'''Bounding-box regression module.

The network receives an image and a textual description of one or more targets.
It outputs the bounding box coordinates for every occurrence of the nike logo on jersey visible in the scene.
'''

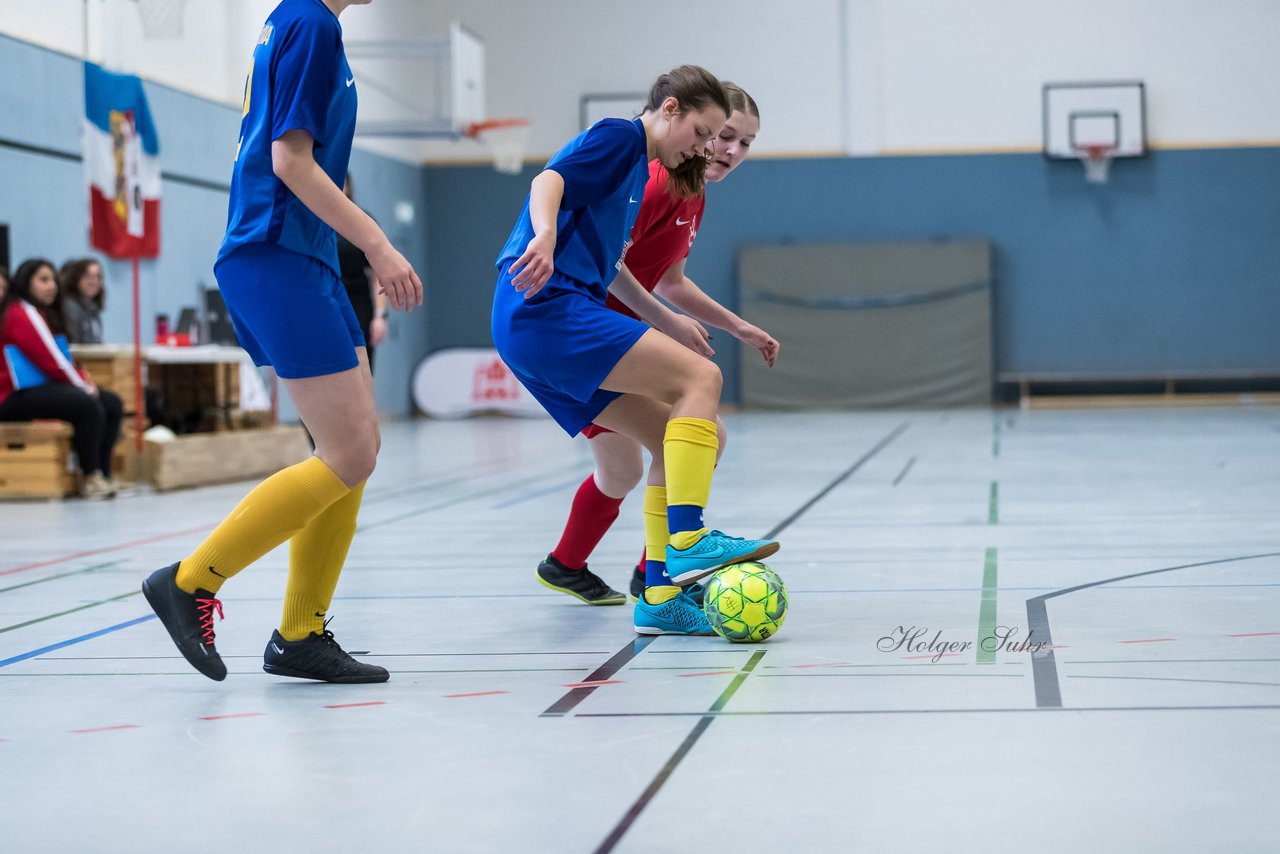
[676,217,692,226]
[346,77,355,87]
[629,197,639,204]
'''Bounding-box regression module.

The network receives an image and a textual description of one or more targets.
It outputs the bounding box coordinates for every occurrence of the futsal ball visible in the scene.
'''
[703,562,788,643]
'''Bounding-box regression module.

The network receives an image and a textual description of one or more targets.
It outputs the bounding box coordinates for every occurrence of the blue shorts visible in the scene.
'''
[215,242,364,379]
[491,267,648,436]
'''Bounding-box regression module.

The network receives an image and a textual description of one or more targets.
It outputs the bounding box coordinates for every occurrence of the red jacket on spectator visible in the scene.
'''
[0,299,95,405]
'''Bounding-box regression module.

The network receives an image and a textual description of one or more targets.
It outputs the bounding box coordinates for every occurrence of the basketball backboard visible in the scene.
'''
[580,93,647,131]
[1043,81,1146,159]
[347,22,485,138]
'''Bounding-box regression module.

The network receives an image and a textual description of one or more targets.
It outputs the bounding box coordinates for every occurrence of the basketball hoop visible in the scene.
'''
[136,0,187,40]
[1076,144,1116,184]
[468,119,531,175]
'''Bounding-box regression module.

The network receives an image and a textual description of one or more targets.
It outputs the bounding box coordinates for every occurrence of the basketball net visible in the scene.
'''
[469,119,531,175]
[136,0,186,40]
[1078,144,1115,184]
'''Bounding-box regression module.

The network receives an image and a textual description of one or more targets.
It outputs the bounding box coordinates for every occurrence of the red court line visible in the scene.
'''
[791,662,850,669]
[323,701,387,709]
[69,725,140,734]
[199,713,265,721]
[902,654,961,660]
[1119,638,1178,644]
[561,680,623,688]
[1228,632,1280,638]
[444,691,509,699]
[0,524,215,578]
[677,671,738,678]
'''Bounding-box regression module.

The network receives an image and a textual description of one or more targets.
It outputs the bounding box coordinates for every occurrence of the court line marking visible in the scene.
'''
[492,473,592,509]
[0,560,124,595]
[0,590,142,636]
[1068,674,1280,688]
[69,724,139,734]
[540,638,656,717]
[1026,551,1280,709]
[1118,638,1178,644]
[676,671,738,678]
[0,615,156,669]
[891,456,916,486]
[560,679,623,689]
[445,691,509,699]
[976,547,999,664]
[988,481,999,525]
[593,650,766,854]
[200,713,265,721]
[0,526,214,578]
[323,701,386,710]
[576,704,1280,718]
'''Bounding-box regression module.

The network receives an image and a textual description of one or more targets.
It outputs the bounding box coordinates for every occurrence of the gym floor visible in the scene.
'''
[2,407,1278,852]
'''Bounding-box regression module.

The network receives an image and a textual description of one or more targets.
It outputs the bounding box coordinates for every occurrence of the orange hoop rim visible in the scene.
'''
[465,118,530,139]
[1077,144,1117,162]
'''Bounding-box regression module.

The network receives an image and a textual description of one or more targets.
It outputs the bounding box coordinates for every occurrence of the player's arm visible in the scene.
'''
[608,264,713,357]
[654,259,779,367]
[507,170,563,297]
[271,129,421,311]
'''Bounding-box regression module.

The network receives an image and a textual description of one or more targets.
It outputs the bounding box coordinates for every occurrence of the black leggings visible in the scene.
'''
[0,385,124,476]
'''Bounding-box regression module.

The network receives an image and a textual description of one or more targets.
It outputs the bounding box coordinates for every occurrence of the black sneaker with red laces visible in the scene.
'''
[141,562,227,681]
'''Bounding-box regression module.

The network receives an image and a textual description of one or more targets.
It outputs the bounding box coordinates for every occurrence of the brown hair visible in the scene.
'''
[644,65,731,200]
[721,81,760,121]
[59,257,105,309]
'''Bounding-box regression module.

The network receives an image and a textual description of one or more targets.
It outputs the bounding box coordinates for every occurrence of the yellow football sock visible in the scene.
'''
[642,485,679,604]
[175,456,350,594]
[663,416,718,551]
[280,481,365,641]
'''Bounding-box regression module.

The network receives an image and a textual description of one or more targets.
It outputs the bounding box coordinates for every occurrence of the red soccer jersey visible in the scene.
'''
[605,159,705,320]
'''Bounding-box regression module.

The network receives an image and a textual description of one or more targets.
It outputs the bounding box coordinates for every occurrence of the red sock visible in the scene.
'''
[550,475,625,570]
[636,547,646,574]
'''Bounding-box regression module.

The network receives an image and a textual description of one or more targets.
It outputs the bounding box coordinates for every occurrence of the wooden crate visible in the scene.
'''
[76,353,139,412]
[0,421,77,499]
[145,425,310,491]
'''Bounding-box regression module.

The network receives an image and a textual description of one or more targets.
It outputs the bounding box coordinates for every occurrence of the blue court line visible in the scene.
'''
[491,474,590,510]
[0,614,155,669]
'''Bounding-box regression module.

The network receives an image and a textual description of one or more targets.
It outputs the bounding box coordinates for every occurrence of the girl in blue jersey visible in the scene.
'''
[142,0,422,683]
[493,66,780,636]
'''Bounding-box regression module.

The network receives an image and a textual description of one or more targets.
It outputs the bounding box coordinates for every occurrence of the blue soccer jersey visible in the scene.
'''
[218,0,356,275]
[497,118,649,291]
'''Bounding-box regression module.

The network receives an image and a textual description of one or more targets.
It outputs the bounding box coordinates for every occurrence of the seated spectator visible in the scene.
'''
[0,258,123,498]
[59,257,106,344]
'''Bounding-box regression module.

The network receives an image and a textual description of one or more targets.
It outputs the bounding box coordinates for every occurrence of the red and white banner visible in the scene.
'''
[83,62,161,258]
[413,348,547,419]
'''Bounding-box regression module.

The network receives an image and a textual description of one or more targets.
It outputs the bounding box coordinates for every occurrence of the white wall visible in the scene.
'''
[3,0,1277,163]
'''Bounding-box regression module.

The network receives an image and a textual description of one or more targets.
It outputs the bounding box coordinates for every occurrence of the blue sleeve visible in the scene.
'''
[269,16,340,146]
[549,122,643,210]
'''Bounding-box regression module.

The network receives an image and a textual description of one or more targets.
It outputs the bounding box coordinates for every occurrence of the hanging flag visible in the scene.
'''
[83,62,161,258]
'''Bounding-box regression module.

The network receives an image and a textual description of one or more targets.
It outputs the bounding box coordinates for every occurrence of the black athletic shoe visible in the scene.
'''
[628,565,645,601]
[263,626,389,684]
[536,554,626,605]
[141,562,227,682]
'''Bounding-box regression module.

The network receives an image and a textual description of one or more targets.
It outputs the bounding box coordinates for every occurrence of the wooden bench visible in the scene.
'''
[0,421,77,499]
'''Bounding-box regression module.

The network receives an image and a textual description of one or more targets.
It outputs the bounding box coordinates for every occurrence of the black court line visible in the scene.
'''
[892,456,917,486]
[1026,551,1280,708]
[540,637,656,717]
[594,650,766,854]
[539,421,909,717]
[576,704,1280,718]
[359,464,587,531]
[763,420,909,539]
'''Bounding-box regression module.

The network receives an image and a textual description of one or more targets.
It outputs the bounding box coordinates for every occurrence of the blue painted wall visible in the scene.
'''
[424,146,1280,402]
[0,33,431,417]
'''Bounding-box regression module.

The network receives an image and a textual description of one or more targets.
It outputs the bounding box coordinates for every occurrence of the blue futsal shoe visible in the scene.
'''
[664,530,780,585]
[634,591,716,636]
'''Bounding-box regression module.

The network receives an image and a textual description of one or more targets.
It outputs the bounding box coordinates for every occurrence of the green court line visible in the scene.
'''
[976,547,999,664]
[0,561,123,595]
[988,481,999,524]
[0,590,142,635]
